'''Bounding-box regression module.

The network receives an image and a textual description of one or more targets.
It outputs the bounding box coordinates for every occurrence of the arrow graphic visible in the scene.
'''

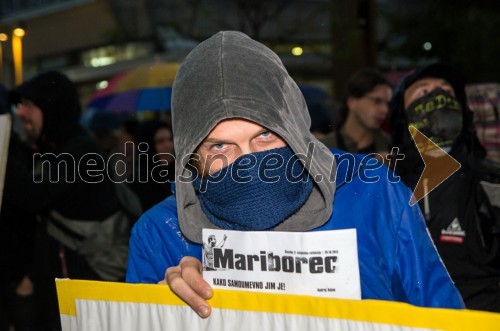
[408,126,461,206]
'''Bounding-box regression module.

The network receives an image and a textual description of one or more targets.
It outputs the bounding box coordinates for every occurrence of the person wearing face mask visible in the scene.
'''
[126,31,465,318]
[389,63,500,312]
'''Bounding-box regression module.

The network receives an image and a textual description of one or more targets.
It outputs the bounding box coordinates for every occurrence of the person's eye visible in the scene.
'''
[417,88,429,98]
[211,143,225,150]
[260,131,272,138]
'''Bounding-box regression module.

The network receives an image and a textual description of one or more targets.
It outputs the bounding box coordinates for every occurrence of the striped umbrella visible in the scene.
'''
[87,62,180,113]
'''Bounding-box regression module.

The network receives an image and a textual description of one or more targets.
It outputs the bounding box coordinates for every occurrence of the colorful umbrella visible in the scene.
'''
[87,62,180,113]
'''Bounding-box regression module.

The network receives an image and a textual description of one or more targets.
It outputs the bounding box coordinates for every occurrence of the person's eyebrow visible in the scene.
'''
[202,138,231,144]
[410,81,429,89]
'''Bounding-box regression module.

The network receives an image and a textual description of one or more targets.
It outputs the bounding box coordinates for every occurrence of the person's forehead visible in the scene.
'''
[205,118,267,139]
[406,77,452,92]
[404,77,454,103]
[19,97,37,107]
[366,84,392,95]
[18,99,43,115]
[155,127,172,137]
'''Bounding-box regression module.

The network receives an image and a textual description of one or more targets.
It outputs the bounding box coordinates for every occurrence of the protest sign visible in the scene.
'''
[56,279,500,331]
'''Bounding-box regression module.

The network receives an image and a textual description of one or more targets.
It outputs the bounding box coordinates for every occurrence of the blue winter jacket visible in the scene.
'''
[126,151,465,309]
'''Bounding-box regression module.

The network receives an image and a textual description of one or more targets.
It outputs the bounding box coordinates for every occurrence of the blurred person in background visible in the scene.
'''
[389,62,500,312]
[321,68,392,156]
[3,71,131,330]
[129,119,175,211]
[110,118,139,182]
[299,85,334,139]
[152,118,175,167]
[81,111,120,158]
[0,85,38,331]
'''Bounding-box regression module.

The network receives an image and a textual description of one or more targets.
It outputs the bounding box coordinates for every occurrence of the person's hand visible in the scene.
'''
[160,256,214,318]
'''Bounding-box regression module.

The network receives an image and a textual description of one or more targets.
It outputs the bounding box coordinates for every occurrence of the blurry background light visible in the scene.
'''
[96,80,109,89]
[291,46,303,56]
[12,28,26,84]
[90,57,116,67]
[13,28,25,37]
[423,41,432,51]
[0,33,7,83]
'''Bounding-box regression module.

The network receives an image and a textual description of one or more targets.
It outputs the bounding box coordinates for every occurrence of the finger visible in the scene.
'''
[166,262,212,318]
[179,257,213,299]
[167,267,212,318]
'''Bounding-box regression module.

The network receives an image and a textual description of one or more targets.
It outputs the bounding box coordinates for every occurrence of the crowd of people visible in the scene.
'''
[0,73,176,330]
[0,30,499,330]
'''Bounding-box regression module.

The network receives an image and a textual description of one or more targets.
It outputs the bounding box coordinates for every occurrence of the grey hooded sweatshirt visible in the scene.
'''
[172,31,336,243]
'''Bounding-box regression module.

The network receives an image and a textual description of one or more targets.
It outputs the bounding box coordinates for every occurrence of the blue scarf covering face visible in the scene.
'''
[193,146,314,230]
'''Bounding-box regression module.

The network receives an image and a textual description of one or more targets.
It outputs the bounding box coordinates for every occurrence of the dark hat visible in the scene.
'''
[10,71,81,143]
[402,62,466,107]
[10,71,79,114]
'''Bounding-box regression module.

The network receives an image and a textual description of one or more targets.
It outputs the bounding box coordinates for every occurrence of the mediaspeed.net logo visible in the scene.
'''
[30,127,461,206]
[31,142,402,184]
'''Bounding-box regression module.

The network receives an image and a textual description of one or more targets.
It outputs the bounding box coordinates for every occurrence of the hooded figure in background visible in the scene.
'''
[126,31,464,318]
[389,63,500,312]
[4,71,126,330]
[390,63,488,188]
[11,71,82,147]
[6,71,121,237]
[0,85,39,331]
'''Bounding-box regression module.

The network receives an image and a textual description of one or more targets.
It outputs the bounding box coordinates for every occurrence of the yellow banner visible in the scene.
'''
[56,279,500,331]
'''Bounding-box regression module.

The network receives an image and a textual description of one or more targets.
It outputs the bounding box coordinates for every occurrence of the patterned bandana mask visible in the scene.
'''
[193,146,314,231]
[405,88,463,152]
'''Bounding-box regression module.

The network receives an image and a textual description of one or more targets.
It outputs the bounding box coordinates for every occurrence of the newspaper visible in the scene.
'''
[0,114,11,212]
[202,228,361,300]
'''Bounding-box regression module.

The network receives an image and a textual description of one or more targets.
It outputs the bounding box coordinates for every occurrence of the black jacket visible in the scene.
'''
[3,72,120,283]
[389,63,500,312]
[5,71,119,220]
[0,85,37,286]
[5,127,119,220]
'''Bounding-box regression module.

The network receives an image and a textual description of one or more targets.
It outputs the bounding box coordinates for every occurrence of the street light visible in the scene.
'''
[291,46,303,56]
[0,33,7,84]
[12,28,25,85]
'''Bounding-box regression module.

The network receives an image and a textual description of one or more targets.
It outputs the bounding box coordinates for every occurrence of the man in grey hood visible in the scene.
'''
[126,31,464,317]
[172,31,335,243]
